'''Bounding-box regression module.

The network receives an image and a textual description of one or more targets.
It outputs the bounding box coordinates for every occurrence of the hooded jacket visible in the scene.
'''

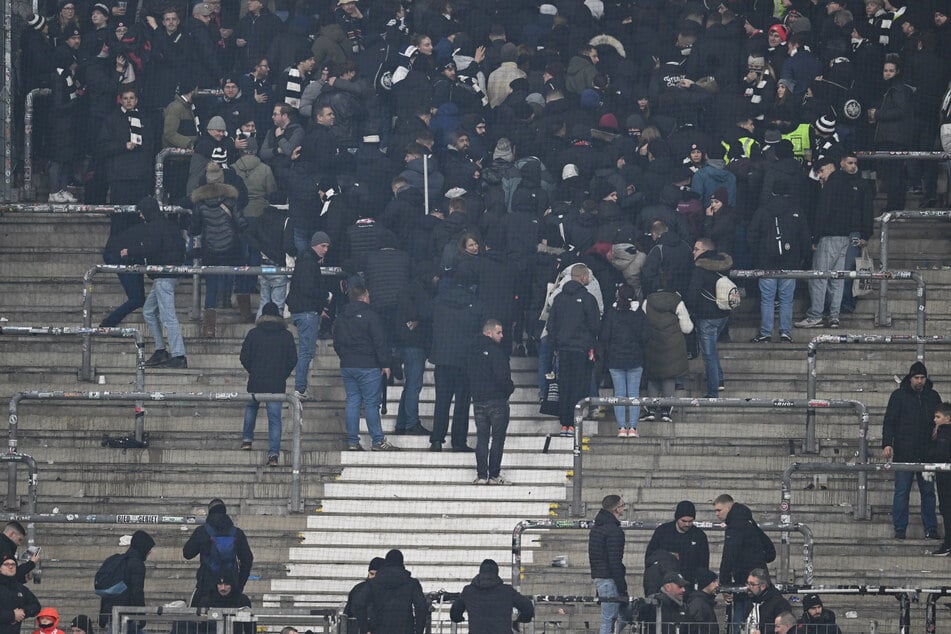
[640,231,694,297]
[286,247,331,314]
[0,568,40,634]
[644,521,710,585]
[685,590,719,634]
[449,569,534,633]
[189,182,245,259]
[31,608,64,634]
[182,508,253,598]
[718,503,775,586]
[643,290,693,380]
[430,284,485,367]
[547,279,601,353]
[122,198,186,278]
[588,508,627,594]
[686,251,733,320]
[364,562,429,634]
[240,315,297,393]
[565,54,597,95]
[600,300,649,370]
[882,367,942,462]
[747,194,812,270]
[744,584,792,634]
[232,154,278,218]
[98,530,153,627]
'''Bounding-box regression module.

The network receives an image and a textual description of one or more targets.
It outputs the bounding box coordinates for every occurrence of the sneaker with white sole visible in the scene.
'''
[371,439,399,451]
[472,477,488,485]
[794,316,824,328]
[488,476,513,485]
[628,428,639,438]
[617,429,628,438]
[780,332,794,343]
[293,390,308,401]
[61,190,78,202]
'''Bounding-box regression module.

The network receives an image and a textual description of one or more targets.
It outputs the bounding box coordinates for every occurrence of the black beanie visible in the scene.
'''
[909,361,928,377]
[369,557,385,571]
[479,558,500,576]
[208,498,227,514]
[216,569,237,587]
[137,196,160,222]
[675,500,696,520]
[70,615,94,634]
[262,302,280,317]
[385,549,404,566]
[803,593,823,609]
[695,569,717,590]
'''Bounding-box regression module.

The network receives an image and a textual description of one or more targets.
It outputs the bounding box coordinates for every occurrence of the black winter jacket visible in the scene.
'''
[99,106,155,183]
[430,285,485,367]
[882,374,942,462]
[748,195,812,270]
[364,563,429,634]
[190,183,245,261]
[644,521,710,585]
[244,205,289,265]
[588,508,627,594]
[548,280,600,353]
[798,608,841,634]
[100,532,154,627]
[874,78,916,147]
[468,334,515,402]
[685,590,719,634]
[686,251,733,320]
[641,232,694,297]
[718,503,775,586]
[449,572,534,633]
[240,316,297,393]
[286,248,331,314]
[395,275,436,350]
[364,248,411,312]
[744,585,792,634]
[473,250,517,326]
[123,211,185,278]
[600,303,649,369]
[332,301,389,369]
[182,511,253,597]
[0,572,40,634]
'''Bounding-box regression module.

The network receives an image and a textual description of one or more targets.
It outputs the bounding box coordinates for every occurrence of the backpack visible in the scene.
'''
[756,523,777,563]
[710,274,741,311]
[94,553,128,597]
[204,524,238,578]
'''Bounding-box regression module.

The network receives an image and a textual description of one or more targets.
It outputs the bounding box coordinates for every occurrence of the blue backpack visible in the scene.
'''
[205,524,238,578]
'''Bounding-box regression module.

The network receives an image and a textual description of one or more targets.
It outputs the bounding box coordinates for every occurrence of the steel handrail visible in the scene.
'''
[154,147,194,202]
[22,88,51,201]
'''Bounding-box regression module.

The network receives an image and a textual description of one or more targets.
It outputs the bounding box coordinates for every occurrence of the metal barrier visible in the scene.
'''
[877,210,951,327]
[111,606,342,634]
[0,203,189,213]
[80,264,343,382]
[781,461,951,522]
[8,391,306,511]
[154,147,194,202]
[571,397,869,514]
[729,269,925,331]
[511,519,814,590]
[22,88,50,201]
[805,335,951,443]
[855,151,950,160]
[0,453,38,527]
[2,325,147,429]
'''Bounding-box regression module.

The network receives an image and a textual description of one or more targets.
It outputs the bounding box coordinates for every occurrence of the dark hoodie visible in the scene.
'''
[547,279,601,353]
[882,362,942,462]
[430,282,486,367]
[122,197,186,278]
[449,561,534,633]
[0,556,40,634]
[332,300,390,369]
[183,504,253,599]
[240,314,297,393]
[686,250,733,320]
[364,552,429,634]
[98,530,153,627]
[467,331,515,402]
[718,503,775,586]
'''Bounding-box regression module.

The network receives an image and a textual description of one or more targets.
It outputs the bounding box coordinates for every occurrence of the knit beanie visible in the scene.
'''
[675,500,696,519]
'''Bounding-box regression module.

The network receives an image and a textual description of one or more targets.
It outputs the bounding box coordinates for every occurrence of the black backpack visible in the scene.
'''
[94,553,128,597]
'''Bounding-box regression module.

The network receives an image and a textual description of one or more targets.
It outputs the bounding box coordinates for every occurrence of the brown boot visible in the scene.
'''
[201,308,217,338]
[236,293,254,323]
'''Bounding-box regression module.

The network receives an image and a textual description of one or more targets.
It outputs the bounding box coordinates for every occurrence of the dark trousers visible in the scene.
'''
[938,473,951,546]
[430,364,470,448]
[558,349,593,428]
[878,142,907,212]
[100,250,145,327]
[474,398,510,479]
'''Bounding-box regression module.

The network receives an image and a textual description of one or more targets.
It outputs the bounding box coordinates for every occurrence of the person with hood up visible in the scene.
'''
[882,361,942,539]
[450,559,534,632]
[31,608,64,634]
[588,495,628,634]
[0,554,39,634]
[343,557,384,634]
[687,237,733,398]
[183,500,254,604]
[641,268,693,423]
[743,568,792,634]
[193,571,253,634]
[565,45,599,95]
[98,531,153,631]
[240,302,297,464]
[363,550,429,634]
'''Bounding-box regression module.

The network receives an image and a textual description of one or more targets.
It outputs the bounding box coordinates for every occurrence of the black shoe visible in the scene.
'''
[926,530,942,540]
[429,442,442,452]
[161,355,188,369]
[526,339,538,356]
[452,445,475,452]
[405,425,431,436]
[144,349,170,367]
[934,544,951,556]
[894,530,906,540]
[750,335,771,343]
[780,333,794,343]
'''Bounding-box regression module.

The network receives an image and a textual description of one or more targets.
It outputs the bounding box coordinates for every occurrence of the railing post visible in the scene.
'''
[287,392,303,512]
[805,339,821,454]
[190,257,202,321]
[915,272,926,361]
[571,398,588,517]
[6,395,21,511]
[81,266,98,381]
[23,89,51,202]
[878,213,892,327]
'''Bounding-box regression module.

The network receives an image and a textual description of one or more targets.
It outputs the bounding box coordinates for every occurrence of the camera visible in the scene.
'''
[21,546,41,584]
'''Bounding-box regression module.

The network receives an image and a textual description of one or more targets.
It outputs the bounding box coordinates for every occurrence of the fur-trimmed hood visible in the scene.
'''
[191,182,239,204]
[589,34,626,58]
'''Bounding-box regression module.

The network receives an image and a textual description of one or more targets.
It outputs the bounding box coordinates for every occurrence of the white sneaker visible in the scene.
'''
[61,190,78,202]
[794,316,823,328]
[48,191,64,203]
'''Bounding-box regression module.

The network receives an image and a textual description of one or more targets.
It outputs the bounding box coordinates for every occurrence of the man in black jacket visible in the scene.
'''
[450,559,534,633]
[193,571,253,634]
[882,361,941,539]
[0,522,39,584]
[99,530,153,631]
[547,264,601,434]
[344,557,384,634]
[644,501,710,586]
[122,196,188,369]
[588,494,628,634]
[685,569,720,634]
[743,568,791,634]
[183,499,254,604]
[467,320,516,485]
[429,270,485,452]
[394,262,436,436]
[333,285,397,452]
[687,238,733,398]
[286,231,332,400]
[240,302,297,465]
[362,549,429,634]
[641,221,694,297]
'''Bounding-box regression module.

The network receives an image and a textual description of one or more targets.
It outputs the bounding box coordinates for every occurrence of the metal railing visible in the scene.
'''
[22,88,50,201]
[0,203,189,213]
[80,264,343,382]
[855,151,950,160]
[877,210,951,325]
[571,397,869,514]
[8,391,306,511]
[729,269,925,330]
[511,519,814,589]
[781,461,951,522]
[111,606,342,634]
[154,147,194,203]
[2,325,147,428]
[805,335,951,441]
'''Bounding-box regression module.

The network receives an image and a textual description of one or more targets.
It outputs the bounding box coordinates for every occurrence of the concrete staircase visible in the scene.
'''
[3,209,951,632]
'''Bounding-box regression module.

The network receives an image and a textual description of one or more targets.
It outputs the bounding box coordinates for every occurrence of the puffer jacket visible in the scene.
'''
[882,373,942,462]
[232,154,277,218]
[686,251,733,320]
[611,243,646,295]
[449,571,534,633]
[0,571,40,634]
[588,508,627,594]
[643,290,693,380]
[189,183,245,261]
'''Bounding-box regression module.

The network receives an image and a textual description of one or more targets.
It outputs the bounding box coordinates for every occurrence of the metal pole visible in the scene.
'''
[154,147,194,202]
[3,0,13,202]
[0,203,188,213]
[0,454,38,541]
[22,89,50,201]
[423,154,429,214]
[914,272,926,360]
[190,257,202,321]
[572,400,585,517]
[879,212,892,326]
[284,392,304,512]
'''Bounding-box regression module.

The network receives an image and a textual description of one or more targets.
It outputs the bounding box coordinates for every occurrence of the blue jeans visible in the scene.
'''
[697,317,727,397]
[236,218,260,294]
[143,277,185,357]
[293,227,312,258]
[758,278,796,337]
[100,250,145,327]
[474,398,509,479]
[204,272,230,309]
[594,578,627,634]
[396,347,426,431]
[341,367,385,446]
[806,235,849,320]
[893,470,937,534]
[609,367,643,427]
[243,398,283,457]
[841,231,861,311]
[257,274,288,318]
[291,312,320,393]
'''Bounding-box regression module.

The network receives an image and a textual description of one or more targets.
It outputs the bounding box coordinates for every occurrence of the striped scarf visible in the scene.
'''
[284,68,304,108]
[55,67,78,101]
[123,106,143,146]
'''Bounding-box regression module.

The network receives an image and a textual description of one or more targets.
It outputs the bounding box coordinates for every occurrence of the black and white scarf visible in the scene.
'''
[122,106,143,146]
[56,67,78,101]
[284,68,305,108]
